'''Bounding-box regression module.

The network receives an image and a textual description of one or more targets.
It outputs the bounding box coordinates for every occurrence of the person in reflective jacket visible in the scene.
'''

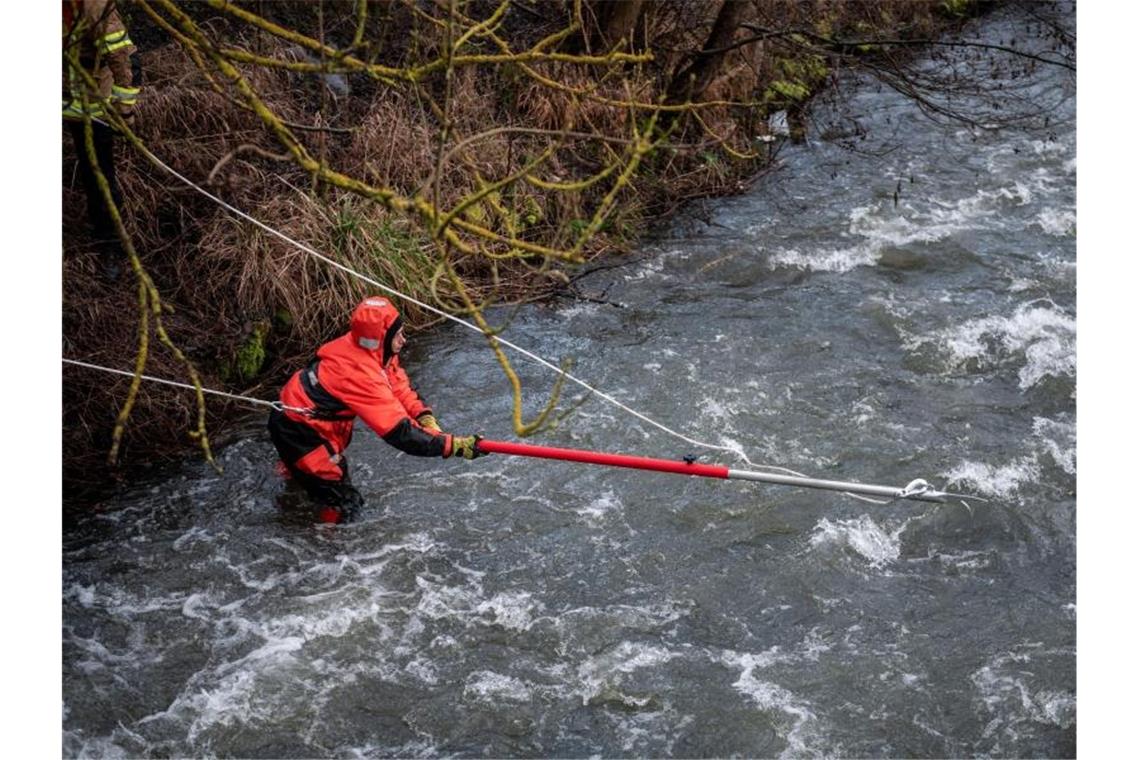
[63,0,143,282]
[268,296,486,521]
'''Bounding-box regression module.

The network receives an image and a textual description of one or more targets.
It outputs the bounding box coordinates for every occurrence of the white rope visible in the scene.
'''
[67,118,985,505]
[133,145,770,466]
[61,358,309,415]
[120,145,988,504]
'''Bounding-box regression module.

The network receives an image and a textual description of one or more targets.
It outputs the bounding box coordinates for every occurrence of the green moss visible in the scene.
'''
[767,79,811,102]
[234,321,269,383]
[522,194,543,227]
[462,200,488,224]
[219,320,270,384]
[763,54,829,106]
[939,0,974,18]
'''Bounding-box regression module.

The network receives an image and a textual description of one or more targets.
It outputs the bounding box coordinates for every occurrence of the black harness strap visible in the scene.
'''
[299,359,354,420]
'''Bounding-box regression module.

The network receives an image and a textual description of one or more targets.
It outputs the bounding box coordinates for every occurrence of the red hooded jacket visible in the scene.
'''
[272,298,452,481]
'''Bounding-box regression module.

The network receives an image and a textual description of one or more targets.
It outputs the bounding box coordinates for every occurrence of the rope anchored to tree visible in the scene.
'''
[69,141,986,507]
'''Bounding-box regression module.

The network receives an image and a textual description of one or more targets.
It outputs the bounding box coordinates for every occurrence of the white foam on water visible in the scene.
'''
[623,255,666,282]
[616,712,673,753]
[922,548,994,572]
[67,632,159,671]
[67,584,96,608]
[970,647,1076,751]
[850,398,878,425]
[476,591,543,631]
[810,514,903,568]
[64,582,187,618]
[263,600,384,642]
[1028,138,1072,157]
[414,576,481,622]
[799,628,832,662]
[556,600,692,648]
[698,396,736,425]
[770,148,1073,274]
[557,301,602,319]
[926,182,1035,231]
[1019,334,1074,390]
[1034,207,1076,236]
[413,576,542,633]
[775,202,931,272]
[181,591,219,621]
[463,670,532,703]
[720,650,821,758]
[944,457,1040,499]
[576,641,680,705]
[574,489,623,524]
[904,303,1075,389]
[328,532,438,579]
[1032,416,1076,476]
[768,243,878,273]
[150,634,306,744]
[62,732,134,759]
[404,656,439,685]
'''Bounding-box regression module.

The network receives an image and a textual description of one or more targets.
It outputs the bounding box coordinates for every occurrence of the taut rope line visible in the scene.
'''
[61,358,309,415]
[130,145,778,469]
[76,142,987,505]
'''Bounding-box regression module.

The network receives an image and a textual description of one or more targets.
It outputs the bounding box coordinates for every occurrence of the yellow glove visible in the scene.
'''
[449,435,486,460]
[417,412,441,433]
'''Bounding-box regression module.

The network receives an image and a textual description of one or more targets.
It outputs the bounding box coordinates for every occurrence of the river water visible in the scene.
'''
[63,7,1076,758]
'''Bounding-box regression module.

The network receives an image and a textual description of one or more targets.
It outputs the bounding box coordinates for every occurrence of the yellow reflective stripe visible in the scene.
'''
[111,85,140,103]
[97,30,132,53]
[62,100,105,118]
[102,37,133,54]
[97,30,127,46]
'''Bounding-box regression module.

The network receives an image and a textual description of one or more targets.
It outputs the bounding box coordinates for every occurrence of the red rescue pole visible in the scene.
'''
[475,438,949,503]
[477,438,731,479]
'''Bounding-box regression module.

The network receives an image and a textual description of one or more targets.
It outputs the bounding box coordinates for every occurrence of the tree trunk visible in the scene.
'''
[665,0,748,106]
[566,0,645,54]
[595,0,644,52]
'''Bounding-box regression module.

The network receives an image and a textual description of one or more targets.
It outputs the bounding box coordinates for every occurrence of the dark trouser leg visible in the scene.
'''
[67,120,124,279]
[286,462,363,524]
[268,410,363,523]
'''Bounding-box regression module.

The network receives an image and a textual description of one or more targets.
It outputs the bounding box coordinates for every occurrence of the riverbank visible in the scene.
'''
[61,0,1076,751]
[63,0,990,501]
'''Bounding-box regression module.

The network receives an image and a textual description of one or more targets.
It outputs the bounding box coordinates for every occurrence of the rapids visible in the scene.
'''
[63,5,1076,757]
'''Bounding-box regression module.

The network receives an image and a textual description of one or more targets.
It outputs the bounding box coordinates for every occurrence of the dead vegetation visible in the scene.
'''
[63,0,1023,501]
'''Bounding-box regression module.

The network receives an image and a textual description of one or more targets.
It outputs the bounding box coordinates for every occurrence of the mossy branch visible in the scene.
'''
[569,100,668,258]
[71,89,216,470]
[444,257,567,438]
[115,0,766,449]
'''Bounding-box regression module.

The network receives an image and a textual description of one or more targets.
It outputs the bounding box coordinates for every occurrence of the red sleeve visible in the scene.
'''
[385,356,430,419]
[325,360,449,457]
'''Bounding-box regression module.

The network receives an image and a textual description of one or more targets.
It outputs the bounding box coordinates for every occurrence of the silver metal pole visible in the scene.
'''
[726,469,948,503]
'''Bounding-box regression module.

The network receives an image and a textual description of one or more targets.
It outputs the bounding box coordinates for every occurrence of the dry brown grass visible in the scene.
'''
[63,0,955,499]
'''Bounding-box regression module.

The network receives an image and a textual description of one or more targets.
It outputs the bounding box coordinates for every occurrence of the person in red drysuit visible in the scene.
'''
[268,296,486,522]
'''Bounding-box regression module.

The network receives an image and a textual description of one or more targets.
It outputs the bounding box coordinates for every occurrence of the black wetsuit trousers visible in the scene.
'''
[67,120,124,253]
[268,409,364,512]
